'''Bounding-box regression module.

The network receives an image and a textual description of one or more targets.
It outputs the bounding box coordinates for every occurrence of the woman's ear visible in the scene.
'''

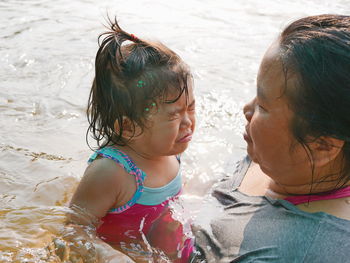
[114,117,138,140]
[309,136,345,167]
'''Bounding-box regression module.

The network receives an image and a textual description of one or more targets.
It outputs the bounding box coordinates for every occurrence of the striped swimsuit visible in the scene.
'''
[89,146,191,261]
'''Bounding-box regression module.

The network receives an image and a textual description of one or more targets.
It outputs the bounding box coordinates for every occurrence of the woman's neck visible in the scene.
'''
[267,168,350,197]
[241,162,350,198]
[267,179,347,196]
[268,157,350,196]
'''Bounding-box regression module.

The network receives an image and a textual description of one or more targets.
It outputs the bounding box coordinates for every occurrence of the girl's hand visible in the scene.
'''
[48,225,98,263]
[147,207,187,262]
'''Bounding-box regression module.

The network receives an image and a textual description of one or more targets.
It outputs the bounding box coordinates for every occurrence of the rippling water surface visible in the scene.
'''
[0,0,349,262]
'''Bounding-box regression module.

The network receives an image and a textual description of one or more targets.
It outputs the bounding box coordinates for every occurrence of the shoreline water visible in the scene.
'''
[0,1,348,261]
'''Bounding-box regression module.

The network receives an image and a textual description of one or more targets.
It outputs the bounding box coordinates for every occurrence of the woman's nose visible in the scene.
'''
[243,98,256,122]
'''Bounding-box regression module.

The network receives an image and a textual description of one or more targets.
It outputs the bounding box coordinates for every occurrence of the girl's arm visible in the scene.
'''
[69,157,125,219]
[147,206,194,263]
[54,158,133,262]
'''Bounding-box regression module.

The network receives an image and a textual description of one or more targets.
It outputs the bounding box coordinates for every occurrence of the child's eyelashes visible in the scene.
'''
[168,114,180,121]
[188,100,196,112]
[188,105,196,112]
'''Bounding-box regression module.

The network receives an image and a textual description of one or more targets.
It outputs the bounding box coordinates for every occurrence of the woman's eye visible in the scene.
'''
[255,104,266,111]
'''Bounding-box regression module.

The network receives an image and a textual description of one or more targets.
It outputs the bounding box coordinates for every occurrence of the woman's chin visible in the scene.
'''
[246,146,257,162]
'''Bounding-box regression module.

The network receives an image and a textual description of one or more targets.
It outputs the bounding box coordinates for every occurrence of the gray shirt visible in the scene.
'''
[191,157,350,263]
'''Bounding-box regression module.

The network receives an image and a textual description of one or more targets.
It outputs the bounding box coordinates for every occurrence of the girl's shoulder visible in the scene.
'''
[88,146,137,174]
[84,154,138,209]
[86,147,139,192]
[70,155,136,219]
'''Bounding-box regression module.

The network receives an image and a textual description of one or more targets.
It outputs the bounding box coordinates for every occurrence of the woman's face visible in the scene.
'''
[243,41,312,186]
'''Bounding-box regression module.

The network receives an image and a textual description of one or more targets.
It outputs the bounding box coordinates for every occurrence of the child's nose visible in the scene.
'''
[243,98,256,122]
[181,112,194,128]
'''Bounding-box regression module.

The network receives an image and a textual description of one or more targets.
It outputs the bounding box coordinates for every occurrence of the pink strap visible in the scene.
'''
[284,185,350,205]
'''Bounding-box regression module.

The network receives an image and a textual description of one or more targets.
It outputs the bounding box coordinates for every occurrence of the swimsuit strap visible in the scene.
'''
[284,185,350,205]
[88,146,146,213]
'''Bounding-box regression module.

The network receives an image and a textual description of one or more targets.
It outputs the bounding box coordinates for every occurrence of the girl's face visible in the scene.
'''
[243,41,312,186]
[131,84,196,158]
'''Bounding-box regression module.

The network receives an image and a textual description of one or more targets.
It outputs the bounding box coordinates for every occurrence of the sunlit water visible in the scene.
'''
[1,0,349,262]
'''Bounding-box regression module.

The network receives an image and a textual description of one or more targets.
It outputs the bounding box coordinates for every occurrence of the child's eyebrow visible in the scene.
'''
[167,99,196,115]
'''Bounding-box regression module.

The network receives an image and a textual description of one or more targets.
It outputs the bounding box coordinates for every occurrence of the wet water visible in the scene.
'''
[1,0,349,262]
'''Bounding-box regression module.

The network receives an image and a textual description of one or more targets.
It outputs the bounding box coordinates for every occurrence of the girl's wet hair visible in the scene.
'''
[279,14,350,187]
[87,17,191,149]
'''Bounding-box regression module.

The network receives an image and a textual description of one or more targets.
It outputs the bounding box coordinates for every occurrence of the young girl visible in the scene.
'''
[68,18,195,262]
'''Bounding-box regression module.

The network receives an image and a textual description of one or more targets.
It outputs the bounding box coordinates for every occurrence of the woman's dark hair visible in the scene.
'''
[87,17,191,149]
[279,14,350,187]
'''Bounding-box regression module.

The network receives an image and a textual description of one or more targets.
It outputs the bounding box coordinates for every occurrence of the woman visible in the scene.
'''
[189,14,350,262]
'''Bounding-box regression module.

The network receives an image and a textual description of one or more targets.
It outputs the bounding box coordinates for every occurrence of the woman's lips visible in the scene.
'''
[243,129,252,143]
[177,133,193,143]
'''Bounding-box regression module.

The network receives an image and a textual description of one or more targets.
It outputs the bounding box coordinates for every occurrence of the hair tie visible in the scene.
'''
[130,34,138,42]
